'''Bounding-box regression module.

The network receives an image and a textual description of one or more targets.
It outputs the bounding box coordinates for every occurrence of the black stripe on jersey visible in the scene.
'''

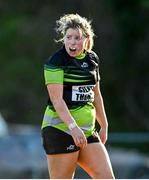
[64,74,92,80]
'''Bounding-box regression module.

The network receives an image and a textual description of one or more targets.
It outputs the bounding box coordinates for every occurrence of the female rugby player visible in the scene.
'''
[41,13,115,179]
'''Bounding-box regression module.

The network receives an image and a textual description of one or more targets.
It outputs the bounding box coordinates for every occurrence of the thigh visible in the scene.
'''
[47,151,79,179]
[78,143,114,178]
[42,126,80,154]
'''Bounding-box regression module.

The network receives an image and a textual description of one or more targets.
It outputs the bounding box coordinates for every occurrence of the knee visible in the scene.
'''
[92,170,115,179]
[49,171,75,179]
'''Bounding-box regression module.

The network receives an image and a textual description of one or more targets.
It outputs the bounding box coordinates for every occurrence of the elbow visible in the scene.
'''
[50,96,64,107]
[94,94,103,104]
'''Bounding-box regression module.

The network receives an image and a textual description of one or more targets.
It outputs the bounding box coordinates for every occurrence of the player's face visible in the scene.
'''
[64,28,87,57]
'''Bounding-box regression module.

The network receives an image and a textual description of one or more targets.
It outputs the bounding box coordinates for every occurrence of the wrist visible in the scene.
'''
[100,125,108,130]
[68,122,77,130]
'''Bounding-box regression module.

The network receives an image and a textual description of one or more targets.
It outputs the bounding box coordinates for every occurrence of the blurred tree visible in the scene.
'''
[0,0,148,132]
[105,0,149,130]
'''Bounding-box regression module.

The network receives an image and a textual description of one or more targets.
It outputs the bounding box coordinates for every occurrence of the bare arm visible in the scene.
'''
[47,84,87,147]
[47,84,75,126]
[93,81,108,144]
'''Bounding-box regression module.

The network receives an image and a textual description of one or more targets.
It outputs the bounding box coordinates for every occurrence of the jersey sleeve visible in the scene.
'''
[95,54,100,81]
[90,51,101,82]
[44,53,64,85]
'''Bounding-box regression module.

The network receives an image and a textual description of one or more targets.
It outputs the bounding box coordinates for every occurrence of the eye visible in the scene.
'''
[66,35,71,40]
[75,36,82,40]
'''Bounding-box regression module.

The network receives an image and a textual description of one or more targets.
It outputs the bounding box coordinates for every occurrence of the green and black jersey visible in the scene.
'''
[42,46,100,137]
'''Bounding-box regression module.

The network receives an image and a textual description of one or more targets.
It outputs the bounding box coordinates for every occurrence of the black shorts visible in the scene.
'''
[41,126,100,154]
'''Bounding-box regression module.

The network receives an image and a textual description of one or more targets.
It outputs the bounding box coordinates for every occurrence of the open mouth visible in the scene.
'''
[69,47,76,52]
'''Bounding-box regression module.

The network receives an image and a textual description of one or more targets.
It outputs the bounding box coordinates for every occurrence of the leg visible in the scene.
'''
[47,151,79,179]
[78,143,115,179]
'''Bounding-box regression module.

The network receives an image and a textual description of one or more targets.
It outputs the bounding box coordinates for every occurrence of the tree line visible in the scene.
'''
[0,0,148,132]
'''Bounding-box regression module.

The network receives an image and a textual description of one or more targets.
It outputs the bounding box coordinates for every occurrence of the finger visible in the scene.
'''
[76,137,84,147]
[75,137,82,147]
[83,138,87,147]
[80,138,84,144]
[81,142,87,149]
[80,137,87,148]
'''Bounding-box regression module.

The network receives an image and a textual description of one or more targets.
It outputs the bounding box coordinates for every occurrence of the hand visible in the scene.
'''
[99,127,108,144]
[70,126,87,149]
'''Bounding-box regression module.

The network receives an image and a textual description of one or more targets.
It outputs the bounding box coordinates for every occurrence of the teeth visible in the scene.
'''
[70,47,76,51]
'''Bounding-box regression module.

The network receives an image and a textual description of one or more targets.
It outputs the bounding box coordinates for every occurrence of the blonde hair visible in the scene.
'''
[55,13,95,52]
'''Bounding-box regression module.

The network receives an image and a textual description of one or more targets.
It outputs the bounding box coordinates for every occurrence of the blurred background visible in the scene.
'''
[0,0,149,178]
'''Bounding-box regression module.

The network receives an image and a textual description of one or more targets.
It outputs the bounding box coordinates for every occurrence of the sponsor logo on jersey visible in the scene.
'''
[72,85,94,101]
[81,62,88,68]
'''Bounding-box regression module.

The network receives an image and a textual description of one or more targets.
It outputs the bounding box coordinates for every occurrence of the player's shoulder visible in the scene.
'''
[87,50,100,64]
[45,47,65,67]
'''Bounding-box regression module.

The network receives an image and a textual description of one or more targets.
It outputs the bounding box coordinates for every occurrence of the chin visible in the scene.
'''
[68,52,77,57]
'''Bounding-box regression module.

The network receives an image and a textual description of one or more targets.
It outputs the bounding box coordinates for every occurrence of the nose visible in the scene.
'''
[70,38,76,45]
